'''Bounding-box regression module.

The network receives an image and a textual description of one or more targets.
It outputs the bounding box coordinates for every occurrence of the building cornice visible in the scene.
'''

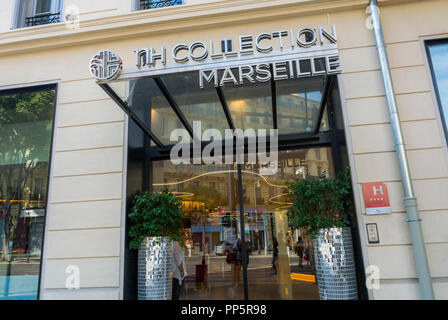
[0,0,413,57]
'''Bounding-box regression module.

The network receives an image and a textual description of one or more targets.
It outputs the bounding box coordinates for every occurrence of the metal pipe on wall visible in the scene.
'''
[368,0,435,300]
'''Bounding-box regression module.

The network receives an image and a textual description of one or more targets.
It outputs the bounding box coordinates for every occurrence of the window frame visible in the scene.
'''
[33,0,60,15]
[426,38,448,144]
[0,83,58,300]
[12,0,63,29]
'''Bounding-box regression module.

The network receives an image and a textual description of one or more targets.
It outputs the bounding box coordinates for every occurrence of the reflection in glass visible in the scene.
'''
[35,0,53,14]
[223,81,273,134]
[276,77,327,135]
[0,87,55,300]
[162,72,230,140]
[242,148,333,300]
[124,68,329,147]
[128,78,183,145]
[428,42,448,137]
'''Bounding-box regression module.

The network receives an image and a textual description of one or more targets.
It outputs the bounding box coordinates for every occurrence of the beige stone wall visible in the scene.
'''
[64,0,132,21]
[0,0,221,33]
[0,0,447,300]
[39,70,126,299]
[335,0,448,300]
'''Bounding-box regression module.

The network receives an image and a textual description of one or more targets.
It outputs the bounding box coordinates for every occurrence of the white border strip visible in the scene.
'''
[337,73,372,300]
[107,46,339,83]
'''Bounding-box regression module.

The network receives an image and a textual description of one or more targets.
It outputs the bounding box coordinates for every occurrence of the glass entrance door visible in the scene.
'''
[240,148,334,300]
[152,161,246,299]
[151,147,334,300]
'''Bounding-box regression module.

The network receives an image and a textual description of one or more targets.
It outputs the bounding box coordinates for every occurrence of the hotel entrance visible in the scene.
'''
[102,57,364,299]
[152,147,335,300]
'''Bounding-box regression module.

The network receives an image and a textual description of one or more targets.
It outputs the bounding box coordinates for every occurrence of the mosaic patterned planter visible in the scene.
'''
[138,237,173,300]
[313,227,358,300]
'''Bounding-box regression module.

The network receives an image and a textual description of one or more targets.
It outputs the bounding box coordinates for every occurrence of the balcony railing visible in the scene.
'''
[26,12,61,27]
[140,0,183,10]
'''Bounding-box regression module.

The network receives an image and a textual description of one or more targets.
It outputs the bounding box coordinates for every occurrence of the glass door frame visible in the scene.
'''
[146,77,365,300]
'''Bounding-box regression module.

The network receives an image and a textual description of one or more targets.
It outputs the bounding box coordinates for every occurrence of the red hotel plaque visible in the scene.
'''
[362,182,392,215]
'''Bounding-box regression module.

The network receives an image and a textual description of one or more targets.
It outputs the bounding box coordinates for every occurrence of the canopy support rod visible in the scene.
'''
[98,83,165,149]
[216,87,235,131]
[315,76,333,133]
[153,77,194,139]
[270,65,278,130]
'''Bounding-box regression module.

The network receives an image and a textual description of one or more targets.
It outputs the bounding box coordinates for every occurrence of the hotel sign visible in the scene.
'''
[362,182,392,215]
[92,25,341,86]
[90,50,123,81]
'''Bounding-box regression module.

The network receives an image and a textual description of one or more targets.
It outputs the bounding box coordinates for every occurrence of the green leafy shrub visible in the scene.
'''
[128,190,184,250]
[286,167,353,239]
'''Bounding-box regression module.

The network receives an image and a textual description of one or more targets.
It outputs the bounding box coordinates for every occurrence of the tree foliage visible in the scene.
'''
[0,90,54,165]
[286,167,353,239]
[128,190,185,250]
[0,90,54,124]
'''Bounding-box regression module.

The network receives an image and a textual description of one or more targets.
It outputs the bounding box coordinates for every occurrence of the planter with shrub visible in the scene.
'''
[287,167,358,300]
[128,190,184,300]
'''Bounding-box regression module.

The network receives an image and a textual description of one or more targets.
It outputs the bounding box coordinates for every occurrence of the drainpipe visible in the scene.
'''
[368,0,435,300]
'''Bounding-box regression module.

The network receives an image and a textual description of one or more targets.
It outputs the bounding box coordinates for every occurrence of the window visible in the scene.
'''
[315,148,321,160]
[138,0,183,10]
[35,0,53,14]
[427,40,448,142]
[13,0,62,29]
[0,85,56,300]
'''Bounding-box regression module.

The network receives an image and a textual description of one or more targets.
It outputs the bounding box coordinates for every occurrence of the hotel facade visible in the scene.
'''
[0,0,448,300]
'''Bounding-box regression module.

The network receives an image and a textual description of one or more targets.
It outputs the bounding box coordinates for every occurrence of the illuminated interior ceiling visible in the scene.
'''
[268,193,293,206]
[153,169,288,189]
[159,170,293,205]
[157,171,293,210]
[170,192,195,199]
